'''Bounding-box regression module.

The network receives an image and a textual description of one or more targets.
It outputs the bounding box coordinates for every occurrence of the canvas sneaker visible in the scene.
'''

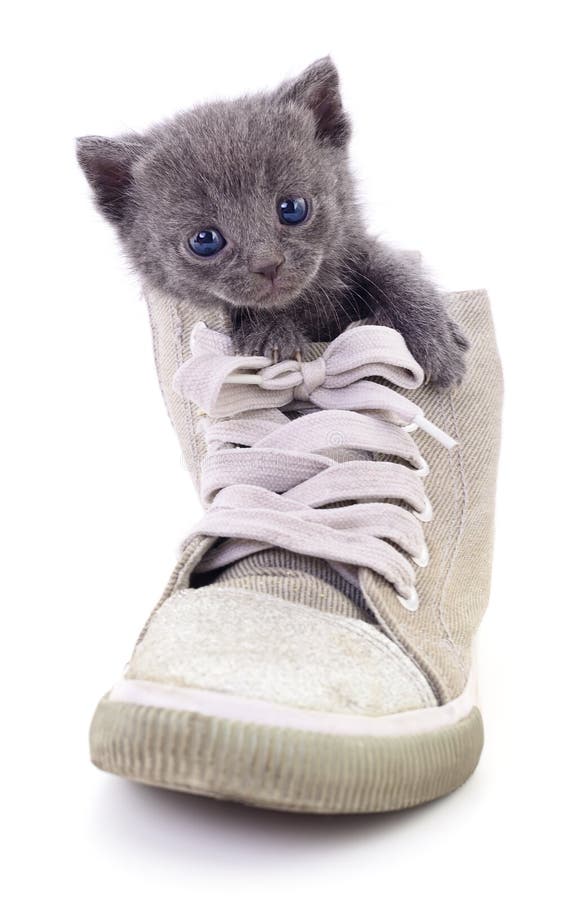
[90,288,502,814]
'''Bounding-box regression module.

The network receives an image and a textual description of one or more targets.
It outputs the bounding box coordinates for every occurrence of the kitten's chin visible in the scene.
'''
[244,293,299,311]
[214,286,305,312]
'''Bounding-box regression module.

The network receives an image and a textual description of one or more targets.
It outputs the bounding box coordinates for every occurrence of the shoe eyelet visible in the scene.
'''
[396,587,419,611]
[414,456,430,477]
[412,544,430,568]
[414,496,433,523]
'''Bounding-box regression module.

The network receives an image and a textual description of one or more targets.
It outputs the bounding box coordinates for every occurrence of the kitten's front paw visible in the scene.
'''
[421,317,469,389]
[231,317,306,361]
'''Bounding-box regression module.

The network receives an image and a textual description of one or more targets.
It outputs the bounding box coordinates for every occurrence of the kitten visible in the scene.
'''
[77,57,468,387]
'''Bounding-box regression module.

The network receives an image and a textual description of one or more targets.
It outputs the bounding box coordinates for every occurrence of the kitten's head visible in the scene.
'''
[77,58,358,311]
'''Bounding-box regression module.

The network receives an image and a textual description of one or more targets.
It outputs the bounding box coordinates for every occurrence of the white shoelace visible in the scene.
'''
[174,322,457,611]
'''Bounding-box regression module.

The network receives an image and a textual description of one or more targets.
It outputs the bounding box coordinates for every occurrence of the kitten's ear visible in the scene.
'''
[277,57,351,148]
[76,135,144,224]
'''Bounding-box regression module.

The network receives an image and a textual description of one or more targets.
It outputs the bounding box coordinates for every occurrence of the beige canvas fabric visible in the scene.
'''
[144,287,503,703]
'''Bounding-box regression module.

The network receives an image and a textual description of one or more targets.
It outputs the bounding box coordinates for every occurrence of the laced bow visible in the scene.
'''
[174,322,457,611]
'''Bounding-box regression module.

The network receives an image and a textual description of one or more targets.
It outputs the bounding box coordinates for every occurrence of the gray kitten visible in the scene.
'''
[77,57,468,386]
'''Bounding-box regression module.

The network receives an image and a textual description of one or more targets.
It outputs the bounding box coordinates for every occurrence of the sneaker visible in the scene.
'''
[90,288,502,814]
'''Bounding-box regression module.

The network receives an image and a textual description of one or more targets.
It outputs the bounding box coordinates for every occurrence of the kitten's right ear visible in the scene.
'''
[76,135,143,225]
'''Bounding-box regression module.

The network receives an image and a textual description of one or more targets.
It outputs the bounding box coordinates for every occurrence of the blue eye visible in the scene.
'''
[278,197,309,225]
[188,228,226,257]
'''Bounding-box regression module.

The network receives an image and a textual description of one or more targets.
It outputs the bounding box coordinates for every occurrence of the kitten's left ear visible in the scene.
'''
[277,57,351,148]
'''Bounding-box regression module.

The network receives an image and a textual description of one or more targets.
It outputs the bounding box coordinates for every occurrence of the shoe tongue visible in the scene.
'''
[212,548,373,622]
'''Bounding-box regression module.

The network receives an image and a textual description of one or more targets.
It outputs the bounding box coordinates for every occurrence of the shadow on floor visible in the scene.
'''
[89,771,471,869]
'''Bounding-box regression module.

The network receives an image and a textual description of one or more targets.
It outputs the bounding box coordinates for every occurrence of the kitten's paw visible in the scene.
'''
[422,317,470,389]
[231,318,306,361]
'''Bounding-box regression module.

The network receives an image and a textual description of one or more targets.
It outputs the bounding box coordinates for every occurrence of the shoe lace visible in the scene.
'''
[174,322,457,611]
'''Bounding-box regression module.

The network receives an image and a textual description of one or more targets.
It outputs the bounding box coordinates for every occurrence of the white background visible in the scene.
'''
[2,1,580,897]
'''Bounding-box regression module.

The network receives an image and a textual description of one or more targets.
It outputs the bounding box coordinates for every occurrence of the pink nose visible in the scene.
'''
[250,256,285,283]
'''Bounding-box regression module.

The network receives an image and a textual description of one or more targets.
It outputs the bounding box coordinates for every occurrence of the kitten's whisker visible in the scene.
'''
[343,262,410,309]
[319,286,343,338]
[341,287,376,321]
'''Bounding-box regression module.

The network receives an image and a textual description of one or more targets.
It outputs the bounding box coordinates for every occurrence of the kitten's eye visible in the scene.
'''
[188,228,226,257]
[278,197,309,225]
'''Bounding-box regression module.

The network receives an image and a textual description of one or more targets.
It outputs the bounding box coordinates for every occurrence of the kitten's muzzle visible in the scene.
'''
[249,254,285,285]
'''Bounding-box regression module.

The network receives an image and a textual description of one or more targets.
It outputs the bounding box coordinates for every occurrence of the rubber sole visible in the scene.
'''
[90,695,484,814]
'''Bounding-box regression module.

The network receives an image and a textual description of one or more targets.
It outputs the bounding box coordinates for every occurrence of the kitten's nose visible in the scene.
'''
[250,255,285,283]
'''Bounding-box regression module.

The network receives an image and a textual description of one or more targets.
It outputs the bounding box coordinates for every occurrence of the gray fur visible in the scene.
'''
[77,57,468,387]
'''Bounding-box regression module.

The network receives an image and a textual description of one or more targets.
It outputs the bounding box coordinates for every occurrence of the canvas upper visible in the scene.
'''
[134,287,503,708]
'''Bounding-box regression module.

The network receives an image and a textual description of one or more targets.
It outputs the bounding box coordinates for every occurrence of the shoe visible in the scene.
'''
[90,288,502,814]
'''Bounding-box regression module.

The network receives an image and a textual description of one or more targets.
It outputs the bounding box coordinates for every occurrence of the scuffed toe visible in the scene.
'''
[125,587,436,716]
